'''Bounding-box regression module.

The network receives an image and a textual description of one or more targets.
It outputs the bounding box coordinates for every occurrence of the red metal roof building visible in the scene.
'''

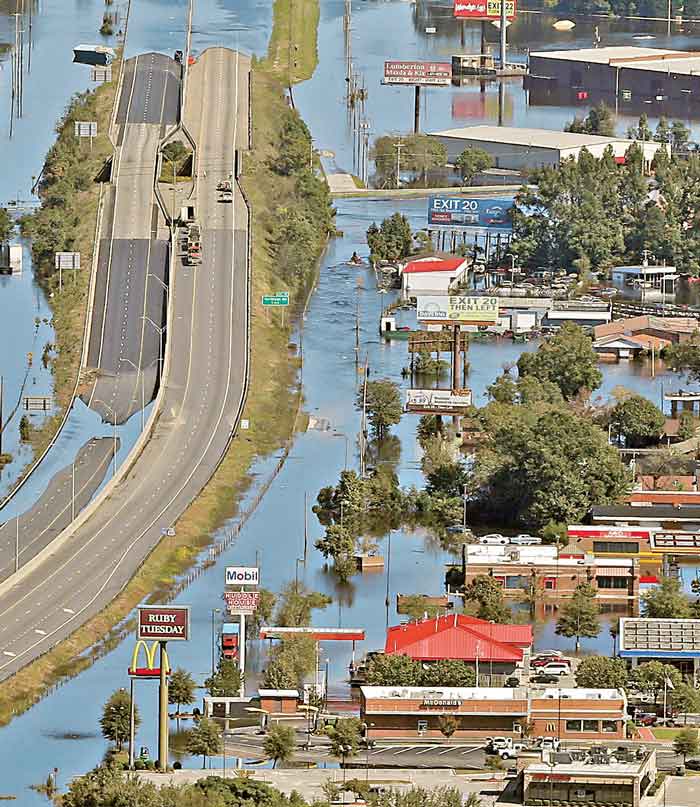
[384,614,532,666]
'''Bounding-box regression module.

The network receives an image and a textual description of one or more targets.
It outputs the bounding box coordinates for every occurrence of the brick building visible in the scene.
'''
[360,686,627,741]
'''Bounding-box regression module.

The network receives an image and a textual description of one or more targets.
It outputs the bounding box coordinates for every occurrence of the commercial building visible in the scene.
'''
[591,503,700,530]
[529,45,700,106]
[593,314,697,346]
[619,618,700,682]
[384,614,532,677]
[428,124,664,172]
[400,256,469,297]
[360,686,627,741]
[521,748,657,807]
[542,300,612,328]
[451,545,640,605]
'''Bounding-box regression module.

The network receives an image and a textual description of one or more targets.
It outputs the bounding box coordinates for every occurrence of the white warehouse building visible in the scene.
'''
[429,125,667,172]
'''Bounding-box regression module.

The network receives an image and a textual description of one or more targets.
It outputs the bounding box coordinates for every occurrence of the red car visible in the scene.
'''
[532,655,567,668]
[637,714,658,726]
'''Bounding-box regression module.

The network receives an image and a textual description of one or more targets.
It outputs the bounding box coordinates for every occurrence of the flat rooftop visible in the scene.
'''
[620,617,700,656]
[360,686,623,700]
[527,758,648,777]
[530,46,700,76]
[429,125,646,150]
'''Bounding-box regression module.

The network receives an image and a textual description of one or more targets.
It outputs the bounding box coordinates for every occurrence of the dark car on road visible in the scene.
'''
[530,673,560,684]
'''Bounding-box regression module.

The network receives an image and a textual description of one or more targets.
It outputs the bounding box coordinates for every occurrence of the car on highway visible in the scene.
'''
[530,672,560,684]
[477,533,509,545]
[685,758,700,771]
[510,534,542,546]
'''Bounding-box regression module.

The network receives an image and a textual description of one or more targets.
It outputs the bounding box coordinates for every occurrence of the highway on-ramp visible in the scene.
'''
[0,48,250,681]
[82,52,179,426]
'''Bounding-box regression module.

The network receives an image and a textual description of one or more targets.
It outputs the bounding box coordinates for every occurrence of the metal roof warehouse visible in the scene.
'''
[428,125,664,172]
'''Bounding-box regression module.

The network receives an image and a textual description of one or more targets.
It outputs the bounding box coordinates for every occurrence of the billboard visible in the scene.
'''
[417,295,499,324]
[384,61,452,86]
[137,606,190,641]
[224,591,261,612]
[225,566,260,586]
[454,0,516,19]
[406,389,473,413]
[428,196,513,229]
[567,525,652,541]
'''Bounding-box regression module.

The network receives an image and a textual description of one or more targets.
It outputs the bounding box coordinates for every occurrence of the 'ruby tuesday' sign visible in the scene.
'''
[137,606,190,641]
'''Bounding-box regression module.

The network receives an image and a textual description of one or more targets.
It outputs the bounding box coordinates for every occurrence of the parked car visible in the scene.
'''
[537,737,561,753]
[505,676,520,687]
[531,655,565,668]
[510,534,542,546]
[478,533,509,545]
[530,673,560,684]
[487,737,524,758]
[539,662,571,676]
[635,713,658,726]
[685,758,700,771]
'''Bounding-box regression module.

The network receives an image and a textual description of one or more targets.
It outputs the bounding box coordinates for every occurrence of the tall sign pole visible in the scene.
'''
[500,0,507,69]
[158,641,168,768]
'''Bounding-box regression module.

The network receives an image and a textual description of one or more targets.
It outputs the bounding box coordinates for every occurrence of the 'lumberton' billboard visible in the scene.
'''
[406,389,473,413]
[137,606,190,641]
[384,61,452,86]
[454,0,516,18]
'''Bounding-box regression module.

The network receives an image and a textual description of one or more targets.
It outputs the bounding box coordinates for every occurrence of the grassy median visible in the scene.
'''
[0,1,329,727]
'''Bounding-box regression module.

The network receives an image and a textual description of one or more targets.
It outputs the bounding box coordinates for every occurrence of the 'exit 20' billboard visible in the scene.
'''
[428,196,513,229]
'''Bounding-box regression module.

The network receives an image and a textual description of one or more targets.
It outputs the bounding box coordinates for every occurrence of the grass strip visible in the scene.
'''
[0,2,329,728]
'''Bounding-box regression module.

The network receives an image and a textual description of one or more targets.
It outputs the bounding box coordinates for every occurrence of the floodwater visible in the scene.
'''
[2,0,700,800]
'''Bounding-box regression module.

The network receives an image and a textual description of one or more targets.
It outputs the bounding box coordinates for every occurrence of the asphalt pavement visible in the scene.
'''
[0,437,118,583]
[83,52,178,425]
[0,48,250,680]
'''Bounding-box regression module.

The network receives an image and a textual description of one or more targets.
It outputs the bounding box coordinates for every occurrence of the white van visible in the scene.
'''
[540,662,570,676]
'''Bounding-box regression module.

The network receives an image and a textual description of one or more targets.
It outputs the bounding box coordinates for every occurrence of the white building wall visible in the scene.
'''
[435,136,562,171]
[402,271,458,297]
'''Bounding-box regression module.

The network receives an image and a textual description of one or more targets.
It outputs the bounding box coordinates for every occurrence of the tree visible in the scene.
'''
[366,653,423,686]
[473,405,629,528]
[328,717,361,763]
[314,523,356,581]
[672,683,700,723]
[627,113,653,142]
[168,667,197,715]
[205,657,242,697]
[517,323,602,399]
[673,728,699,763]
[462,575,512,623]
[357,379,402,439]
[371,134,447,187]
[438,714,459,738]
[421,659,476,688]
[666,337,700,382]
[575,656,628,690]
[186,717,222,768]
[100,689,138,751]
[610,395,665,447]
[642,577,692,619]
[565,103,615,136]
[263,724,297,768]
[426,460,469,498]
[366,213,413,263]
[274,109,313,176]
[555,582,600,651]
[630,661,682,704]
[0,208,12,244]
[455,147,492,184]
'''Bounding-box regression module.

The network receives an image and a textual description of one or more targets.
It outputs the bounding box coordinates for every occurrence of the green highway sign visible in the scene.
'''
[262,292,289,307]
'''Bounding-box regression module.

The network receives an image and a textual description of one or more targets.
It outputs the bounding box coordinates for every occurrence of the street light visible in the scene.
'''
[120,356,152,433]
[211,608,221,677]
[94,399,118,477]
[295,557,304,592]
[142,315,167,377]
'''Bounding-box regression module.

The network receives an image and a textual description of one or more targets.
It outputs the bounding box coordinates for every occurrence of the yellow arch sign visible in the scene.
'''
[128,640,171,677]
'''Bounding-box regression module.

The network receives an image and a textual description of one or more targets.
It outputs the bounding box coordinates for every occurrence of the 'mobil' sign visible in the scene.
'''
[137,606,191,641]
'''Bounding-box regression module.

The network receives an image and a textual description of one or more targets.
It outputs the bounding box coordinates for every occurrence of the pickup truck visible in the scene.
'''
[486,737,525,759]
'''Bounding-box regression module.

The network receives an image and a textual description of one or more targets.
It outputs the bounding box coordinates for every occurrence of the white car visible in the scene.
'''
[540,662,570,676]
[510,534,542,546]
[478,533,509,545]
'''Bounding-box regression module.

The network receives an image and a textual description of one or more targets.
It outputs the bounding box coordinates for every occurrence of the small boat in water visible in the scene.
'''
[73,44,116,66]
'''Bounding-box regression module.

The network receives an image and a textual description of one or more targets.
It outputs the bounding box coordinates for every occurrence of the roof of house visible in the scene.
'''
[593,333,670,351]
[594,315,699,340]
[402,257,466,275]
[384,614,532,662]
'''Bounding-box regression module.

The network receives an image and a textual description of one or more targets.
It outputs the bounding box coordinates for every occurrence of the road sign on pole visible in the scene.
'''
[261,292,289,307]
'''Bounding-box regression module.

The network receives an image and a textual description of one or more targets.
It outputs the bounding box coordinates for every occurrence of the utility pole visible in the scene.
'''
[0,375,3,456]
[394,139,403,189]
[303,491,308,564]
[15,516,19,573]
[499,0,507,70]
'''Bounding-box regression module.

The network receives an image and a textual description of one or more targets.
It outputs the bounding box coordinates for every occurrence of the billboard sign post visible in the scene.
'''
[383,61,452,86]
[454,0,516,19]
[417,295,499,324]
[428,196,513,229]
[406,389,473,414]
